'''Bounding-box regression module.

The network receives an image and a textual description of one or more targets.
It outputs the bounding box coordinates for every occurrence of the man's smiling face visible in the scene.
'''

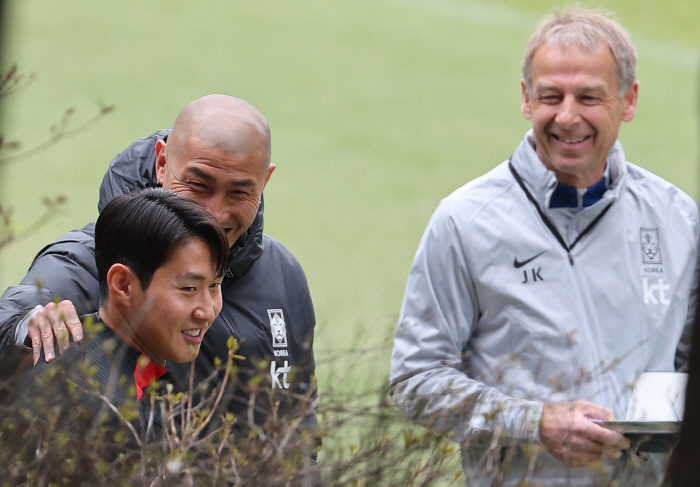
[156,135,274,248]
[129,237,223,365]
[521,42,638,187]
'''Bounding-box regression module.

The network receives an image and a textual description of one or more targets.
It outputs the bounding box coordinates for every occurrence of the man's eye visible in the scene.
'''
[211,282,222,290]
[540,95,560,103]
[189,181,207,190]
[181,286,196,292]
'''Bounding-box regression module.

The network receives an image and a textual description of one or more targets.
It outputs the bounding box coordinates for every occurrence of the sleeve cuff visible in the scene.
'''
[15,305,43,349]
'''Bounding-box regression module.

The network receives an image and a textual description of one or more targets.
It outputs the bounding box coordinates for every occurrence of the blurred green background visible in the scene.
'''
[1,0,698,394]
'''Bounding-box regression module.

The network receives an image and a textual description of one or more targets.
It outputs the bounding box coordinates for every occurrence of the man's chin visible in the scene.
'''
[226,233,239,248]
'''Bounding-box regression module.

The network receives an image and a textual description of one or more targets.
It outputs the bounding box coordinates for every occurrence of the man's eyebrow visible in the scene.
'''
[176,272,207,281]
[228,179,257,188]
[184,166,257,188]
[184,166,216,182]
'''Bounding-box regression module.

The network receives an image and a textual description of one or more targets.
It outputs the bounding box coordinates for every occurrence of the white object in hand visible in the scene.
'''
[625,372,687,422]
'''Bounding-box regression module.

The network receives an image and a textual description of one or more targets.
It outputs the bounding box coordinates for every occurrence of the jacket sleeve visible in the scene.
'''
[289,262,319,456]
[0,224,100,353]
[675,202,700,371]
[288,252,317,417]
[389,200,543,444]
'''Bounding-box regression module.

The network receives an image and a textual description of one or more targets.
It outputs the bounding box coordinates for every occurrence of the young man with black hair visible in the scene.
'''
[35,188,228,419]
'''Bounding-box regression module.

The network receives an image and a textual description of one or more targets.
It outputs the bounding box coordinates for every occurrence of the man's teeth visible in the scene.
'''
[183,329,201,337]
[556,135,588,143]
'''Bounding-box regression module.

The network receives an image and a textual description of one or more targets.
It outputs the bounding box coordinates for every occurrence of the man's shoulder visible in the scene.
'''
[18,222,99,309]
[45,222,95,243]
[444,160,514,202]
[29,223,96,268]
[624,162,699,221]
[52,222,96,245]
[436,160,517,220]
[98,129,169,212]
[260,234,306,273]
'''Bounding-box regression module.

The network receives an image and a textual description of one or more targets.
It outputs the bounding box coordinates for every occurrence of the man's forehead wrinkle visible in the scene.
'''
[534,80,609,92]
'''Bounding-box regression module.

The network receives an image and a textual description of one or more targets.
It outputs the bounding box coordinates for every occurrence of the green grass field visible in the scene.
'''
[1,0,698,397]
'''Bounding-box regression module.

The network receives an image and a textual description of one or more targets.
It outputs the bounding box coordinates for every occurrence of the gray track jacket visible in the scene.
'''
[390,131,699,486]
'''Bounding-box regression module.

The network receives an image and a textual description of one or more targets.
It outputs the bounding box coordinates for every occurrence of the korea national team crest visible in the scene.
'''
[268,309,290,389]
[640,228,662,264]
[268,309,288,348]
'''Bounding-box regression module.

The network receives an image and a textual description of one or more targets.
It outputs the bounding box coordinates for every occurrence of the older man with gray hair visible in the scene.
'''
[390,6,698,486]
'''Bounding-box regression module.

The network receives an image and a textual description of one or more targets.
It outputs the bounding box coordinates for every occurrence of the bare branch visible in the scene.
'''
[0,102,115,166]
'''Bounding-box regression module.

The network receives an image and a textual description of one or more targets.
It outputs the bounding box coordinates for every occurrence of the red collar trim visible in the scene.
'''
[133,354,167,400]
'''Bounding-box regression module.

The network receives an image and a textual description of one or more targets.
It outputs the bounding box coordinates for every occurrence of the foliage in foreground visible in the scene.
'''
[0,332,673,487]
[0,333,463,487]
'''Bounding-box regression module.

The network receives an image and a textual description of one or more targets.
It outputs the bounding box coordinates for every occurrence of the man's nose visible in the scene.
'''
[203,194,229,224]
[555,95,580,128]
[194,292,217,323]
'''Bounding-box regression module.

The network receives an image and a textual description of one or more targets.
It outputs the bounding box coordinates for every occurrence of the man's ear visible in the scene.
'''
[521,80,533,120]
[154,139,167,184]
[621,81,639,123]
[106,264,140,307]
[262,164,276,190]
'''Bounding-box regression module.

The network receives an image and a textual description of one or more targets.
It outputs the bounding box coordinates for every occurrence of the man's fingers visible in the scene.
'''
[28,326,43,365]
[569,417,629,455]
[28,302,64,363]
[552,434,622,467]
[48,313,70,354]
[577,400,615,421]
[59,301,83,343]
[540,400,630,468]
[27,301,83,363]
[591,427,630,451]
[34,312,56,363]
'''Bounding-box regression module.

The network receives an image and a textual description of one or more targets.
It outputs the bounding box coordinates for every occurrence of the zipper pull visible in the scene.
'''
[568,252,574,266]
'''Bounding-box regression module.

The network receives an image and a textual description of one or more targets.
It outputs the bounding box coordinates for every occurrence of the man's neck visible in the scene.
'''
[98,304,153,362]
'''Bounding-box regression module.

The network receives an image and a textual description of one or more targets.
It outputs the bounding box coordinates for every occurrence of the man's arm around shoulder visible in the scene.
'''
[0,223,99,364]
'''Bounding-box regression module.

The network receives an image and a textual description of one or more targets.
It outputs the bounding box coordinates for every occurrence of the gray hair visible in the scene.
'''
[522,6,637,98]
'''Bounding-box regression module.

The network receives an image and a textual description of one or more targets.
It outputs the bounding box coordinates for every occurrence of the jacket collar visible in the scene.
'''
[226,197,264,280]
[510,129,627,214]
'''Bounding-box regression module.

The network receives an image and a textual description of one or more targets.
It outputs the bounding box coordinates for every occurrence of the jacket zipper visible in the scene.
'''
[509,161,614,266]
[219,310,241,341]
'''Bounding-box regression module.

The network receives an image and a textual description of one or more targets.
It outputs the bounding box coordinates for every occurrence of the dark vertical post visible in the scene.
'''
[0,0,5,203]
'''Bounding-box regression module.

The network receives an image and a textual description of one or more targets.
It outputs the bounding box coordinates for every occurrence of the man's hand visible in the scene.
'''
[539,400,630,467]
[28,301,83,365]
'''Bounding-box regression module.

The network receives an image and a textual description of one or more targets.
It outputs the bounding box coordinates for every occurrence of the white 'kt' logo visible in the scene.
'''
[643,277,670,305]
[271,360,291,389]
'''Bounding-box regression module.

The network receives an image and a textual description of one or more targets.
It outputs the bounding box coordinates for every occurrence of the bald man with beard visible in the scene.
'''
[0,95,318,445]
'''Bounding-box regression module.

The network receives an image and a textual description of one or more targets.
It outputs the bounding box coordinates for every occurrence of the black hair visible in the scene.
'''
[95,188,229,301]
